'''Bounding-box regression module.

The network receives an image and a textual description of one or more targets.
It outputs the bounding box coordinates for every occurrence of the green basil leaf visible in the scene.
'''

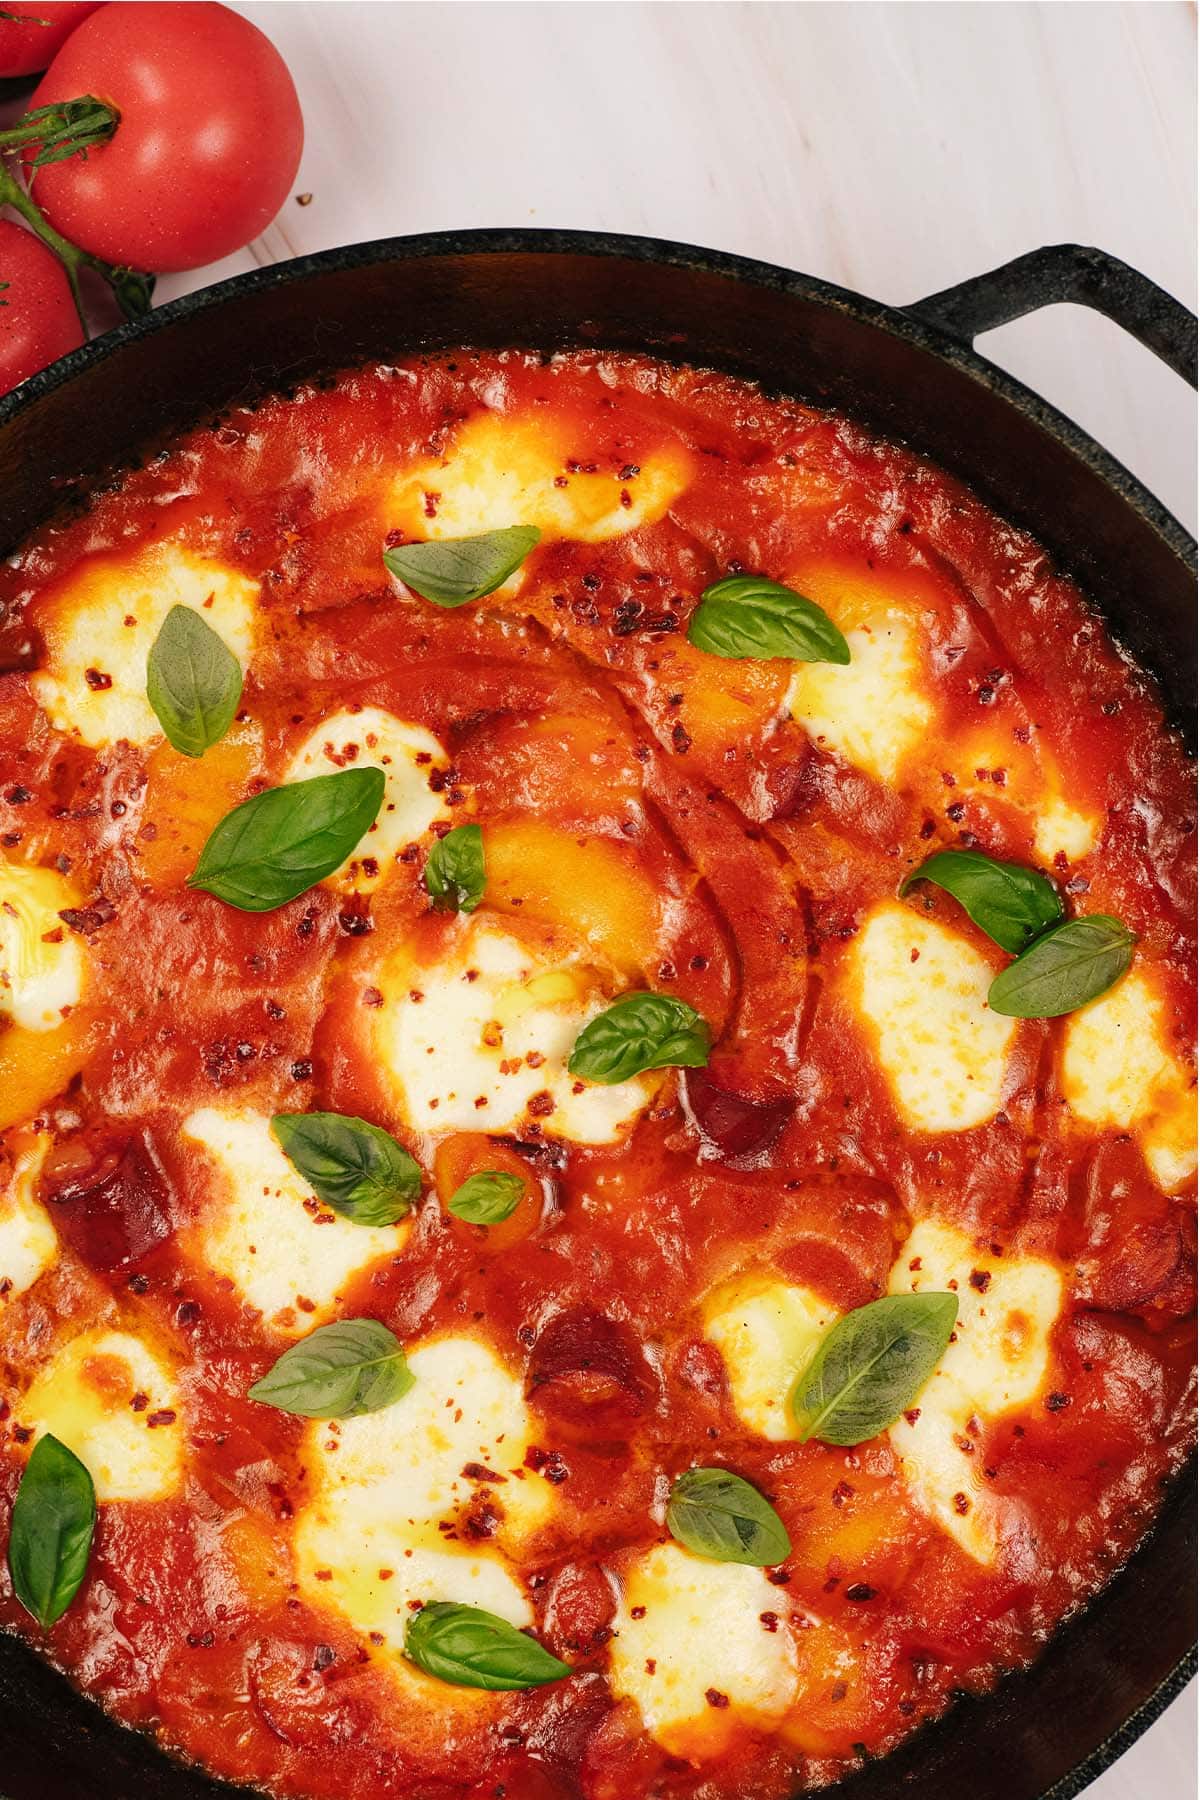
[188,767,385,912]
[384,526,541,607]
[792,1292,958,1447]
[568,992,711,1085]
[7,1433,95,1629]
[666,1467,791,1567]
[448,1170,525,1225]
[271,1112,421,1226]
[902,848,1063,955]
[145,603,243,759]
[987,914,1136,1019]
[424,823,485,913]
[248,1318,414,1419]
[404,1601,570,1690]
[688,575,850,665]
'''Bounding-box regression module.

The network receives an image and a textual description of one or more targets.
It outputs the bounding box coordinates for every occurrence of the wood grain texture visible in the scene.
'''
[2,1,1196,1794]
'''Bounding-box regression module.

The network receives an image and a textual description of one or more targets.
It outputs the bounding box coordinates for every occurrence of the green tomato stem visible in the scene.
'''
[0,158,153,332]
[0,97,119,164]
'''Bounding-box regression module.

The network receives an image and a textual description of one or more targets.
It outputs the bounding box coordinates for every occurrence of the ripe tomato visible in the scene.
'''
[27,2,303,273]
[0,1,100,77]
[0,220,84,394]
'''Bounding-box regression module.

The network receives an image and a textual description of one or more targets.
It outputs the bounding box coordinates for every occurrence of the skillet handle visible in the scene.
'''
[907,244,1197,388]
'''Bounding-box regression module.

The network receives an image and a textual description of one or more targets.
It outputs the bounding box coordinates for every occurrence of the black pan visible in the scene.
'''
[0,230,1194,1800]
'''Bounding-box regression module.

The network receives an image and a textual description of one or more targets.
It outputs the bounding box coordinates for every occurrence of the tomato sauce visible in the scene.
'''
[0,351,1193,1799]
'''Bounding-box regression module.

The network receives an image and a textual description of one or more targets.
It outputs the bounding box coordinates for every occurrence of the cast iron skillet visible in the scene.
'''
[0,231,1194,1800]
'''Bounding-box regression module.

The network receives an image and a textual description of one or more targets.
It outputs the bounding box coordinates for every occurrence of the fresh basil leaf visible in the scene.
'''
[384,526,541,607]
[448,1170,525,1226]
[666,1467,791,1567]
[248,1318,414,1419]
[568,992,711,1085]
[688,574,850,665]
[902,848,1063,955]
[404,1601,570,1691]
[7,1433,95,1629]
[271,1112,421,1227]
[792,1292,958,1447]
[424,823,485,913]
[987,914,1135,1019]
[188,767,385,912]
[145,603,243,759]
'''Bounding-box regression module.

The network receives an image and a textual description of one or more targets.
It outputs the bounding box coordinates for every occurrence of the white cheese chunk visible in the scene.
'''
[389,410,691,548]
[182,1107,410,1334]
[286,708,453,890]
[1032,794,1100,865]
[0,1135,56,1306]
[0,863,85,1031]
[787,608,932,785]
[888,1219,1063,1563]
[702,1274,834,1441]
[19,1327,183,1501]
[294,1335,550,1662]
[1061,969,1197,1192]
[373,915,656,1144]
[32,545,257,748]
[608,1543,798,1756]
[849,902,1015,1132]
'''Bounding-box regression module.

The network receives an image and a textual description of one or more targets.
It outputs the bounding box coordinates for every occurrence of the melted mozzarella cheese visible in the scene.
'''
[286,708,453,890]
[373,915,656,1144]
[787,608,932,785]
[294,1335,550,1659]
[0,863,85,1031]
[608,1543,798,1756]
[0,1135,56,1306]
[1061,970,1197,1192]
[389,410,691,548]
[850,902,1015,1132]
[20,1328,182,1501]
[32,545,257,748]
[1032,794,1099,865]
[702,1274,834,1441]
[888,1219,1063,1563]
[182,1108,410,1333]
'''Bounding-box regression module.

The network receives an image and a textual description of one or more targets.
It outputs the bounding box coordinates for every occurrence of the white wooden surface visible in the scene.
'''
[13,1,1200,1795]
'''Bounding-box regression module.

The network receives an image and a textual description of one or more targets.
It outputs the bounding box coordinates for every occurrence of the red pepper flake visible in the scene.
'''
[705,1688,730,1709]
[845,1583,877,1602]
[831,1480,854,1507]
[528,1090,556,1118]
[362,986,384,1008]
[759,1611,779,1632]
[146,1409,176,1428]
[1045,1391,1071,1412]
[969,1269,992,1292]
[378,1568,394,1581]
[130,1391,149,1413]
[953,1492,971,1516]
[461,1462,505,1483]
[903,1407,921,1425]
[630,1605,646,1620]
[766,1567,791,1586]
[644,1658,656,1674]
[84,668,113,690]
